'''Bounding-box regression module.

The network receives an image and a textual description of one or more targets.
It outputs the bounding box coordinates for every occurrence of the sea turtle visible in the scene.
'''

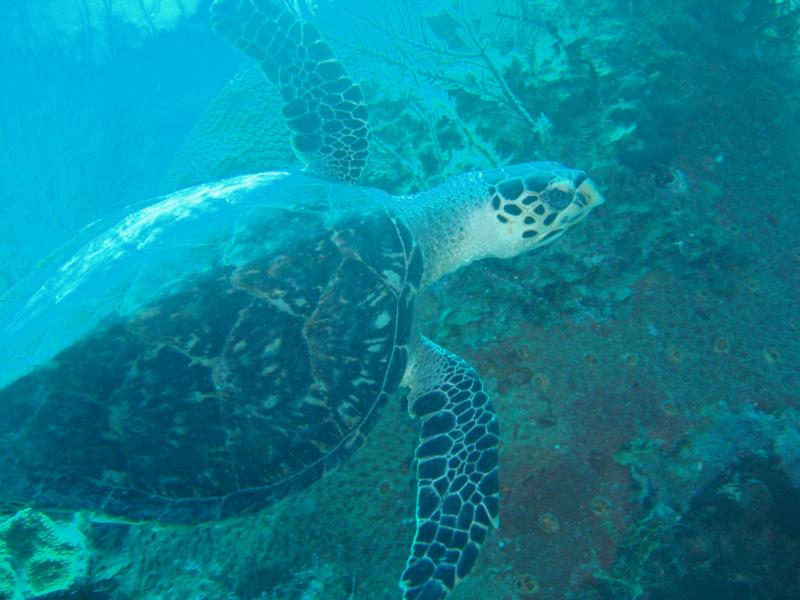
[0,1,605,598]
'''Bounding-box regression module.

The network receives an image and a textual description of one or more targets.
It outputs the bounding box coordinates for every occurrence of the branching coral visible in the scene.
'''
[327,0,543,126]
[301,0,582,190]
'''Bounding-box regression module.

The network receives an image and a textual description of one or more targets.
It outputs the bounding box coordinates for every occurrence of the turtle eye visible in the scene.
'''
[543,188,572,211]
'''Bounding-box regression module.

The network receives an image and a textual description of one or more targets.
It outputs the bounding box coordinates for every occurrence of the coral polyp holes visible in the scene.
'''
[516,574,540,596]
[537,512,560,533]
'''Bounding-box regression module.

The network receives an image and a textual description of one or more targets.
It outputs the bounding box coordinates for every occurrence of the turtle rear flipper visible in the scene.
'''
[401,337,500,599]
[210,0,369,183]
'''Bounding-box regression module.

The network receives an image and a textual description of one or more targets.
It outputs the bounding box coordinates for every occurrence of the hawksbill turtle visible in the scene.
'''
[0,1,605,598]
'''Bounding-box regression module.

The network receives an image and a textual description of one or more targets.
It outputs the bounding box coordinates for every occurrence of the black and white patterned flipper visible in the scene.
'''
[210,0,369,183]
[400,337,500,600]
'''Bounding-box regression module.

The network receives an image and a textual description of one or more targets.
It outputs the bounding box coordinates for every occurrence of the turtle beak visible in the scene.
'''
[575,175,604,208]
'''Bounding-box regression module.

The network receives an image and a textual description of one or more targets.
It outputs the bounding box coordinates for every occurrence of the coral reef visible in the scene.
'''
[0,510,88,599]
[0,553,17,600]
[1,0,799,598]
[91,0,800,593]
[591,405,800,598]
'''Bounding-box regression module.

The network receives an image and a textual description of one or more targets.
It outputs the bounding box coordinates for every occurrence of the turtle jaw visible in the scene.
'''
[546,176,605,231]
[485,168,605,255]
[576,177,605,209]
[515,176,604,251]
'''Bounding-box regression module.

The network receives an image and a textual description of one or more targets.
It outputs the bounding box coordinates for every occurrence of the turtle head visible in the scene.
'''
[396,162,604,286]
[478,162,604,259]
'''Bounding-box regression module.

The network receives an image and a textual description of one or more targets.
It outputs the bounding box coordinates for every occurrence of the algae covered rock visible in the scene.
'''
[0,509,88,598]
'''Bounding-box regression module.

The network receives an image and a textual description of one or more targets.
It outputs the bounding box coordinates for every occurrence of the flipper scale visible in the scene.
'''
[210,0,369,182]
[401,337,500,599]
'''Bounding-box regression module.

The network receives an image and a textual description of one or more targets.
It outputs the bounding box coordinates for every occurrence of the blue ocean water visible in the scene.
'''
[0,1,798,599]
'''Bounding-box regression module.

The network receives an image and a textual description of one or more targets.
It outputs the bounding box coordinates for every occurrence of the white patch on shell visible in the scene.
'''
[373,310,391,329]
[263,338,282,356]
[381,269,403,291]
[366,288,390,307]
[261,364,280,376]
[265,296,296,316]
[34,172,289,306]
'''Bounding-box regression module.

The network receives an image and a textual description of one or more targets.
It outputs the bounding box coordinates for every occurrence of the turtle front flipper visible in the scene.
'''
[401,336,500,600]
[210,0,369,183]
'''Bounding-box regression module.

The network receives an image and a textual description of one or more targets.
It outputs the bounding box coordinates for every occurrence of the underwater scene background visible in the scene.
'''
[0,0,799,598]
